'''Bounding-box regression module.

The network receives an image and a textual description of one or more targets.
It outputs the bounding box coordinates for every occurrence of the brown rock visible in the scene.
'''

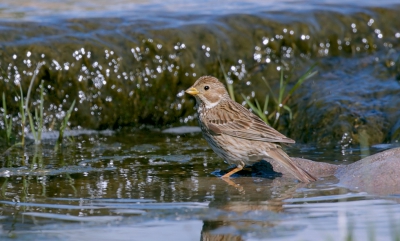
[335,147,400,195]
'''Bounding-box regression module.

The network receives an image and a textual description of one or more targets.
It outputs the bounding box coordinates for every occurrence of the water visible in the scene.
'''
[1,0,400,240]
[1,129,399,240]
[1,0,400,21]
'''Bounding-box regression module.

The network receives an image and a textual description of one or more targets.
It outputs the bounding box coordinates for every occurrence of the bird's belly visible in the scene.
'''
[203,133,264,166]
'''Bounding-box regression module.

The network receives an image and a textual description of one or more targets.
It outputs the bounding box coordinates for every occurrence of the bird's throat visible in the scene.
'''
[204,100,219,109]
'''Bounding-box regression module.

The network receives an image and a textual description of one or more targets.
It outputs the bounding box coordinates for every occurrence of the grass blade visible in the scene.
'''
[25,63,43,114]
[57,100,76,144]
[261,77,277,103]
[28,108,37,142]
[263,94,269,115]
[283,105,293,120]
[278,69,285,105]
[255,98,262,112]
[287,63,318,98]
[19,62,43,146]
[241,94,269,124]
[280,63,318,108]
[241,94,257,111]
[2,92,13,145]
[255,98,268,124]
[38,80,44,142]
[19,85,26,146]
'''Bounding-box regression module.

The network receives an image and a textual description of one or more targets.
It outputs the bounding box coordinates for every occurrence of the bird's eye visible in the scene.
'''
[204,86,210,90]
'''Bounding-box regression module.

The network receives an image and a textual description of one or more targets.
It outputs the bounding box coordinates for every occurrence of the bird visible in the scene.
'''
[185,76,316,183]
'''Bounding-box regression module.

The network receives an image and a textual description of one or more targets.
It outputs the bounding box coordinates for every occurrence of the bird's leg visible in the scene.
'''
[221,164,244,178]
[220,178,245,193]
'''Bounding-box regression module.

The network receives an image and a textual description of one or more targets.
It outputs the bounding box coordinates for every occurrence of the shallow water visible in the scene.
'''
[1,129,399,240]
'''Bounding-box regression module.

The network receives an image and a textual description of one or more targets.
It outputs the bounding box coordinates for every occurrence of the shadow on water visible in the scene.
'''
[1,129,400,240]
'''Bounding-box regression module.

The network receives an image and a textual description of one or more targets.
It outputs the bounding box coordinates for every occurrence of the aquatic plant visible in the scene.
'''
[18,62,43,145]
[27,80,44,144]
[18,83,27,146]
[2,92,13,146]
[57,99,76,145]
[1,62,77,150]
[241,92,270,124]
[242,64,317,127]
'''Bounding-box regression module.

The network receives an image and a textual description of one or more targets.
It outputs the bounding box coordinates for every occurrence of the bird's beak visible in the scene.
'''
[185,87,199,95]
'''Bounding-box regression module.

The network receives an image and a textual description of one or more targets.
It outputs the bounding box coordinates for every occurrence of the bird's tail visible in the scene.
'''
[267,147,316,183]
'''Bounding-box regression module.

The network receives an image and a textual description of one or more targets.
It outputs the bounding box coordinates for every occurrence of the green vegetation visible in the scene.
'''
[57,99,76,144]
[241,64,317,127]
[241,92,270,124]
[1,63,76,152]
[19,63,43,146]
[2,93,12,146]
[18,83,27,146]
[27,80,44,144]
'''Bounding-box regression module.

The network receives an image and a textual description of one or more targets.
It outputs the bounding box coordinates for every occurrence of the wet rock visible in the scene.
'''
[390,119,400,142]
[252,147,400,195]
[292,147,400,195]
[162,126,201,134]
[289,60,400,146]
[335,147,400,195]
[291,157,340,178]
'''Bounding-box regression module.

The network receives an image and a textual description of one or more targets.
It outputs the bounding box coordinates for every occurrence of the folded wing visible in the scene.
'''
[205,101,295,144]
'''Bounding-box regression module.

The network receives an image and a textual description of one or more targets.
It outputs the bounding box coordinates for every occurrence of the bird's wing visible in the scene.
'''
[268,147,316,182]
[205,100,295,143]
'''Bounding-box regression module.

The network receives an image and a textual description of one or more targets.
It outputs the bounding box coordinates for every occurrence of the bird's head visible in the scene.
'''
[185,76,230,109]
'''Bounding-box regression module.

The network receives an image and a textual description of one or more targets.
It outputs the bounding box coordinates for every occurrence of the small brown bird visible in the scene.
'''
[185,76,316,182]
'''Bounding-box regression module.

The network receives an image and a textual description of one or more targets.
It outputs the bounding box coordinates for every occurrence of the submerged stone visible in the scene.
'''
[259,147,400,195]
[336,147,400,195]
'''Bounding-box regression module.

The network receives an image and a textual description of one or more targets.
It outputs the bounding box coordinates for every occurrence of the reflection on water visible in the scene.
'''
[0,130,399,240]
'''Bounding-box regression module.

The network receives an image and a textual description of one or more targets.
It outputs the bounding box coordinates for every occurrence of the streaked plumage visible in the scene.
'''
[185,76,316,183]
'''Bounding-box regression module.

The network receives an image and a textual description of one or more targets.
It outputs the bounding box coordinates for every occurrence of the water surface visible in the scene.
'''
[1,129,399,240]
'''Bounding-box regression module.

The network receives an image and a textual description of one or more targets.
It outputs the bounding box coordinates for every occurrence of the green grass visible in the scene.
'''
[57,99,76,145]
[27,80,44,144]
[2,92,13,145]
[359,129,370,157]
[242,64,317,127]
[241,93,270,124]
[1,62,76,152]
[17,63,43,145]
[18,83,27,146]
